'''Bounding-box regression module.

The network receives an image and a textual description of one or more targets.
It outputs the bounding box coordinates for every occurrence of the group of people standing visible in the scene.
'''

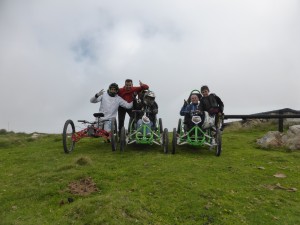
[90,79,158,133]
[90,80,224,134]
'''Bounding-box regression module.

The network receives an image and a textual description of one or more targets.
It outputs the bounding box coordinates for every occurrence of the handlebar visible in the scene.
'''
[78,120,96,125]
[78,118,111,124]
[132,108,152,113]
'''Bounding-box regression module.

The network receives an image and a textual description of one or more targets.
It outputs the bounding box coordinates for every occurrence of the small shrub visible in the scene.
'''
[0,129,7,135]
[26,137,35,142]
[0,140,10,148]
[75,156,92,166]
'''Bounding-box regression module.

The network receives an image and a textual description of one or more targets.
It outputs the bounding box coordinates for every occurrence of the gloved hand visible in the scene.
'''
[183,99,188,107]
[96,89,104,97]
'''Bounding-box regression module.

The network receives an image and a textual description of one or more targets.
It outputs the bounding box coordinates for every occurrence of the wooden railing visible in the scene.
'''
[223,112,300,132]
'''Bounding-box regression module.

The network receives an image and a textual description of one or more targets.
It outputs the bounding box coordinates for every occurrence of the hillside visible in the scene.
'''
[0,123,299,225]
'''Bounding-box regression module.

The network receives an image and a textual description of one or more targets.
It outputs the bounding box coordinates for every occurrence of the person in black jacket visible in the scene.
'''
[199,85,224,128]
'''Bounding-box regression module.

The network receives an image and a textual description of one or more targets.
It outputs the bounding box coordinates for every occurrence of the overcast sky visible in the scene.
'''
[1,0,299,133]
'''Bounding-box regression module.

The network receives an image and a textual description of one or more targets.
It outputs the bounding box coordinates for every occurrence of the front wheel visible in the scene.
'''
[172,128,176,154]
[215,129,222,156]
[120,126,126,152]
[163,128,169,154]
[111,117,118,151]
[63,120,75,153]
[159,118,163,134]
[177,118,182,135]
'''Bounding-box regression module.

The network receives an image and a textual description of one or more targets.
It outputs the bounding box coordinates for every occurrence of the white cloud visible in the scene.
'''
[0,0,299,133]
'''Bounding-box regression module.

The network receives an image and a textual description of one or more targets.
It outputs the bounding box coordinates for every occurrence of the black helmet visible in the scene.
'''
[108,83,119,97]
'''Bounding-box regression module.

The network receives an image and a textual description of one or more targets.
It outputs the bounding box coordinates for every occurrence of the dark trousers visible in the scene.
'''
[118,106,133,132]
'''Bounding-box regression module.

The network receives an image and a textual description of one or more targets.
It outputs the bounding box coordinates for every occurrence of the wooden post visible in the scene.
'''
[278,110,283,132]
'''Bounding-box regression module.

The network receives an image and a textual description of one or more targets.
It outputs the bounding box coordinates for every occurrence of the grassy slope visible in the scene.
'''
[0,124,299,225]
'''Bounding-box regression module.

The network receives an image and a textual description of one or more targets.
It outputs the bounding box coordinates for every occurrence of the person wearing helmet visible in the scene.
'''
[118,79,149,133]
[136,90,158,136]
[143,91,156,106]
[90,83,133,132]
[187,91,202,104]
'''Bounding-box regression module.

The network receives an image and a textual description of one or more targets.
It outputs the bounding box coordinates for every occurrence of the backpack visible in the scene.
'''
[202,111,215,129]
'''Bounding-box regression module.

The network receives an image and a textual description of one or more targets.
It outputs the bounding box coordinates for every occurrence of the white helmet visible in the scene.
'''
[145,91,155,98]
[144,91,155,105]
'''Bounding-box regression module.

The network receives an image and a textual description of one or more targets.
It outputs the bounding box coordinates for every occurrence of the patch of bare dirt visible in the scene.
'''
[68,177,99,196]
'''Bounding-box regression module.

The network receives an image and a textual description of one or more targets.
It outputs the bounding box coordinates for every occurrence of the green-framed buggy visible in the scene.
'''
[171,90,223,156]
[119,110,169,153]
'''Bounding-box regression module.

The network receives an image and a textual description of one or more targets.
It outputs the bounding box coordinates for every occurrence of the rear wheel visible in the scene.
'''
[163,128,169,154]
[128,118,136,136]
[177,119,182,134]
[159,118,163,134]
[215,129,222,156]
[120,126,126,152]
[127,117,134,134]
[63,120,75,153]
[111,117,118,151]
[172,128,176,154]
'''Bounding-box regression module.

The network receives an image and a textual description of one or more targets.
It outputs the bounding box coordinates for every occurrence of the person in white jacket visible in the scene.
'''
[90,83,133,132]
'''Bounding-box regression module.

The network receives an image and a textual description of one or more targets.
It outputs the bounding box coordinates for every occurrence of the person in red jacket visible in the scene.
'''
[118,79,149,133]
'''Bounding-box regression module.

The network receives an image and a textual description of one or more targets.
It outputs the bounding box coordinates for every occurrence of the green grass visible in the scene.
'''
[0,124,299,225]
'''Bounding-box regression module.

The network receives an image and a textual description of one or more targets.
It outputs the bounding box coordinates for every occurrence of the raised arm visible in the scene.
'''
[90,89,104,103]
[139,80,149,90]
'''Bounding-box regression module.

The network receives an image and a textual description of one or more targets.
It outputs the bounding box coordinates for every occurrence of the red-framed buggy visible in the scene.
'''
[62,113,119,153]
